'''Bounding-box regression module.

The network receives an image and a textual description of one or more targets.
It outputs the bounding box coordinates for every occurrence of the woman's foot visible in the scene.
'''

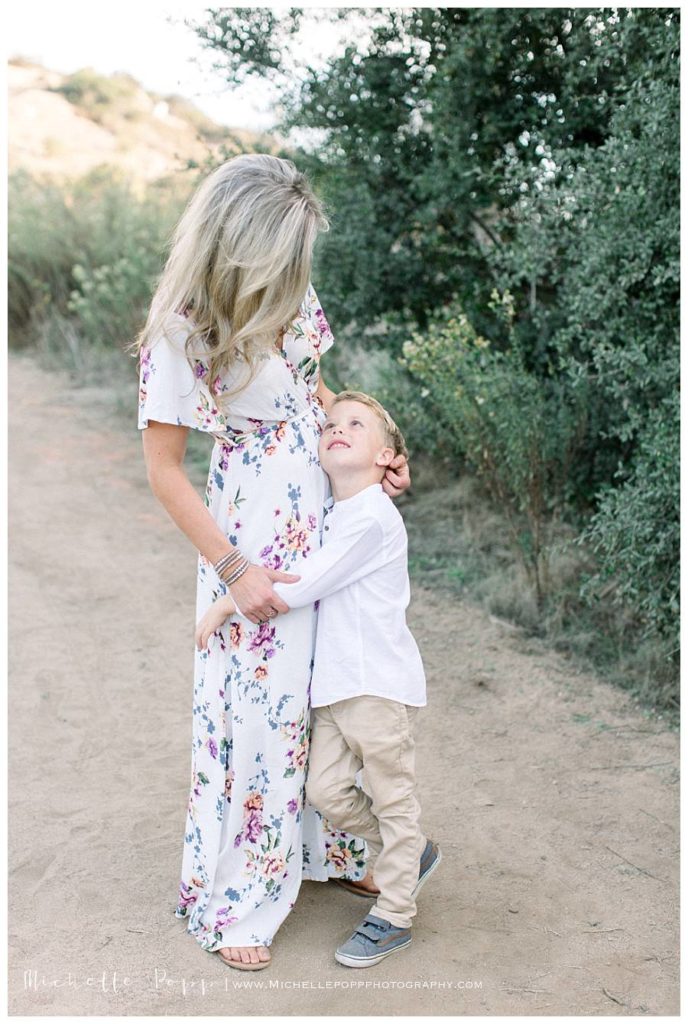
[217,945,271,970]
[335,870,381,897]
[355,871,380,893]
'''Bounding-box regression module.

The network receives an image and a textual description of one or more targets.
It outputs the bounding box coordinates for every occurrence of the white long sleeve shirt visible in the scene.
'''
[269,482,427,708]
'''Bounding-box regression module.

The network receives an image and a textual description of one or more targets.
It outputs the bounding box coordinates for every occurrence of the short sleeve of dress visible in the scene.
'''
[137,316,226,433]
[304,283,335,357]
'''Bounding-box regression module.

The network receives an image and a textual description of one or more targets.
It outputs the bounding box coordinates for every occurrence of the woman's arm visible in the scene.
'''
[142,420,298,623]
[143,421,232,563]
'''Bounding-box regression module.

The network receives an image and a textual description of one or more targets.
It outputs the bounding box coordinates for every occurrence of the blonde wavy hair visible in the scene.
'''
[134,153,329,403]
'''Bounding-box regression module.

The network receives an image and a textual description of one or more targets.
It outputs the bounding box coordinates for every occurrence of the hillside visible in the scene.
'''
[8,59,278,182]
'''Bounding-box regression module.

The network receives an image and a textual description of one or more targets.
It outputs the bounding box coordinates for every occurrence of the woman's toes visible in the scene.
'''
[218,944,270,966]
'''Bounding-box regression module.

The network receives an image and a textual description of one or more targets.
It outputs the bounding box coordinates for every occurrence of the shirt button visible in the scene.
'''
[324,525,330,531]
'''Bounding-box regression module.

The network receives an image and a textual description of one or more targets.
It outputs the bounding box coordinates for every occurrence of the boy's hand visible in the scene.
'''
[195,596,236,650]
[382,453,411,498]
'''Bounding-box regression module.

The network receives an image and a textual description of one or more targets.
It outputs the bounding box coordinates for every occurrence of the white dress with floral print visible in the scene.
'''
[138,284,367,951]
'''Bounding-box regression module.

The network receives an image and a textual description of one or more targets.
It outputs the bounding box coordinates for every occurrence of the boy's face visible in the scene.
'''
[319,400,394,478]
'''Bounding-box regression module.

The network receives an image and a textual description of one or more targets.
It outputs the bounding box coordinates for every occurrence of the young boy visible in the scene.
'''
[195,391,441,968]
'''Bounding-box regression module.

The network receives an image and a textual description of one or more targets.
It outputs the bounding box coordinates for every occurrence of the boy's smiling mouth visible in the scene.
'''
[327,440,351,450]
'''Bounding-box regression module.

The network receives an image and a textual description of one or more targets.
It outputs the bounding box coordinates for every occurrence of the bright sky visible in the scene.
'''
[6,0,358,130]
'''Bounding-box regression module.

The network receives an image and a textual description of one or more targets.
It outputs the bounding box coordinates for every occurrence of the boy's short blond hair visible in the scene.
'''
[332,390,408,460]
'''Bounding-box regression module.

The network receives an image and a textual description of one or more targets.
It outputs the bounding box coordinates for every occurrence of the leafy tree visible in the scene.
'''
[189,7,679,695]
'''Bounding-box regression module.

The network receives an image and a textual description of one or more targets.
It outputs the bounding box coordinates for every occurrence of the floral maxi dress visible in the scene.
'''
[138,284,367,951]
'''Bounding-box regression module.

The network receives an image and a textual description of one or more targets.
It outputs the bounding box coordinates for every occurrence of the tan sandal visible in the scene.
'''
[217,947,271,971]
[334,877,381,898]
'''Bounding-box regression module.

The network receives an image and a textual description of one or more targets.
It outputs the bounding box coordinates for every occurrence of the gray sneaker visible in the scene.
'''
[334,913,412,968]
[413,839,442,898]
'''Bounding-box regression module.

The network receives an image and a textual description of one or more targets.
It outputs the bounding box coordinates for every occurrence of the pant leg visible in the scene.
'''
[331,697,426,929]
[306,705,383,865]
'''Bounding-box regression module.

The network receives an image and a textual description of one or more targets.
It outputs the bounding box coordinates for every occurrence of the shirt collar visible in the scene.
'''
[326,482,383,515]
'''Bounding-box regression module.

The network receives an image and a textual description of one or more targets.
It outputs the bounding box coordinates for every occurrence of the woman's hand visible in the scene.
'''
[382,453,411,498]
[228,564,301,625]
[195,596,236,650]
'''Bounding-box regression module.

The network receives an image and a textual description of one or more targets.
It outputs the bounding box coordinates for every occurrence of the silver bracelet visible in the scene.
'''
[214,549,244,578]
[224,558,250,586]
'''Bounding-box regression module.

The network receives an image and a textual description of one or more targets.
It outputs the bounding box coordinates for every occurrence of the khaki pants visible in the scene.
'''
[306,695,426,928]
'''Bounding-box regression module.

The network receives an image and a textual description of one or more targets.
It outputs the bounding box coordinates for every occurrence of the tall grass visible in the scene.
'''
[9,167,190,372]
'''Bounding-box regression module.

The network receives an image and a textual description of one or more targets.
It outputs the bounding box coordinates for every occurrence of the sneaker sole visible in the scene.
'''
[411,845,442,899]
[334,936,412,969]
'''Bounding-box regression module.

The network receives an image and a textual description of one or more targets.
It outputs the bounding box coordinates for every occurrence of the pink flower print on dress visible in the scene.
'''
[291,740,308,770]
[243,809,263,844]
[229,622,244,649]
[244,792,263,812]
[138,347,152,407]
[285,516,310,553]
[314,306,334,349]
[261,852,286,879]
[178,880,198,909]
[326,844,353,873]
[234,791,265,847]
[247,621,277,659]
[216,906,239,928]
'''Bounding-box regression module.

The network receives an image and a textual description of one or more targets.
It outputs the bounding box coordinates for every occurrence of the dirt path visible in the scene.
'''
[8,352,679,1016]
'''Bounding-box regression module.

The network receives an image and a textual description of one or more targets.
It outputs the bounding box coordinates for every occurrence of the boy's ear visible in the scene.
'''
[375,447,396,467]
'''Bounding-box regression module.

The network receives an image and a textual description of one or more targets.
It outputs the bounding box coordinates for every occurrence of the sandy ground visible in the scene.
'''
[8,352,679,1016]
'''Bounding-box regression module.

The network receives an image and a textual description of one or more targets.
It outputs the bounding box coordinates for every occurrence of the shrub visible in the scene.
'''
[401,292,589,607]
[8,168,188,355]
[579,391,679,682]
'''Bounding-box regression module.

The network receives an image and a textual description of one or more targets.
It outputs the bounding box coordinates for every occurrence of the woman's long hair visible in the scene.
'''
[134,153,329,403]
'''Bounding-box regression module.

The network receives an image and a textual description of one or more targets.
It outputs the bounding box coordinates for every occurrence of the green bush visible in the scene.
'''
[580,392,679,679]
[401,292,589,607]
[8,168,188,355]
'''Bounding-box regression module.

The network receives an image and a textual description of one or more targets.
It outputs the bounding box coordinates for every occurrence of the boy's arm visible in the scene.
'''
[270,516,385,609]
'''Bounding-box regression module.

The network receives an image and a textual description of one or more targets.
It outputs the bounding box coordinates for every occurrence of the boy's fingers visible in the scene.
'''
[269,570,301,582]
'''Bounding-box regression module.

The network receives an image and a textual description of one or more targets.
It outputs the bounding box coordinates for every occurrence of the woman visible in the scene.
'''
[136,154,411,969]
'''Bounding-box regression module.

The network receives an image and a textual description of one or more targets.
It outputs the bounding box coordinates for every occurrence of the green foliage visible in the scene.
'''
[580,392,679,665]
[190,5,678,693]
[8,167,187,353]
[401,293,588,606]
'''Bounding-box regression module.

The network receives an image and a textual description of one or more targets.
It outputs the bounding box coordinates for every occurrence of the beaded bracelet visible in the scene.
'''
[222,558,250,586]
[214,547,251,585]
[214,549,244,578]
